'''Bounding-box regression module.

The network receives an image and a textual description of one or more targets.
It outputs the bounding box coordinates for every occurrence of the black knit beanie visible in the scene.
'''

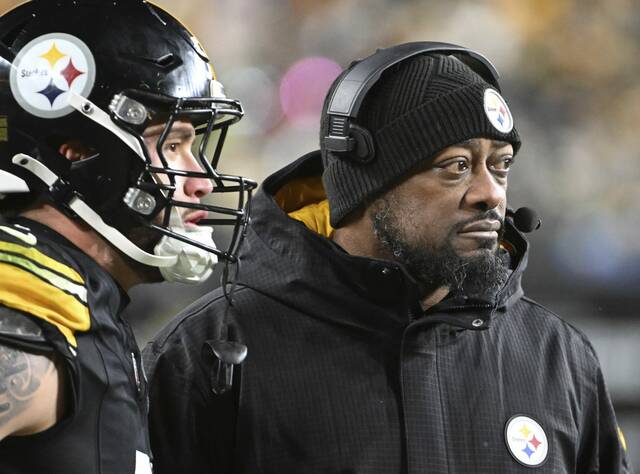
[321,53,521,228]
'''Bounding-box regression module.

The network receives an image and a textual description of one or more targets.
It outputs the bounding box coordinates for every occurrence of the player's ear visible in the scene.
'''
[58,141,96,162]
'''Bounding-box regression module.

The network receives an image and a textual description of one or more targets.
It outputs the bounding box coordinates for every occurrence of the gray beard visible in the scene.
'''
[371,197,510,301]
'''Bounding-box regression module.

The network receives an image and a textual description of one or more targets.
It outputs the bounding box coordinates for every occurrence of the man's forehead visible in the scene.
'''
[143,120,196,138]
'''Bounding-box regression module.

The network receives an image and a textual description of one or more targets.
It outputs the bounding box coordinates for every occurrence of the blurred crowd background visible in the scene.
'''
[2,0,638,465]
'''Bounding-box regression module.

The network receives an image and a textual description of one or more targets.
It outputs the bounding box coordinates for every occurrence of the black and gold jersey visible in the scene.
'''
[0,216,151,474]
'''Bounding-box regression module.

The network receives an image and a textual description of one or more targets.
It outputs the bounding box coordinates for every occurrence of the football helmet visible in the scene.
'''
[0,0,256,283]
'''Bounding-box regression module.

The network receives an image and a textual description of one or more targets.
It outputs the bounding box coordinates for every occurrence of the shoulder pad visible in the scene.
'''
[0,222,39,247]
[0,304,49,346]
[0,225,90,348]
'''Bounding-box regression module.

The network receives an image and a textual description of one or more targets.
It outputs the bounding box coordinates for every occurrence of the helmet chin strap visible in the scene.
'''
[13,154,219,284]
[12,153,177,268]
[154,209,218,284]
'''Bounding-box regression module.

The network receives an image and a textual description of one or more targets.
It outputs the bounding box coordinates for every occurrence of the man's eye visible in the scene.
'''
[441,159,469,174]
[492,156,514,172]
[164,142,179,153]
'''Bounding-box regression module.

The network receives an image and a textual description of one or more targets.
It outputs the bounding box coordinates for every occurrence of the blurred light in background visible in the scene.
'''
[553,213,640,286]
[554,216,629,282]
[279,57,342,129]
[225,66,282,135]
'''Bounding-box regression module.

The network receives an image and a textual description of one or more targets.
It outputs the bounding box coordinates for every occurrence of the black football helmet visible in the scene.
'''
[0,0,256,282]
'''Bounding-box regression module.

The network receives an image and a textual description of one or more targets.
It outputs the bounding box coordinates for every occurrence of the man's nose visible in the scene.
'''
[463,166,505,212]
[183,154,214,198]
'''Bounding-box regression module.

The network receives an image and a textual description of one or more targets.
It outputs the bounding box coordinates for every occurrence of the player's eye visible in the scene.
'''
[164,142,180,154]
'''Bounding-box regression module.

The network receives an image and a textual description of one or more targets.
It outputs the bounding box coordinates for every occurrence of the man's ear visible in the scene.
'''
[58,141,96,162]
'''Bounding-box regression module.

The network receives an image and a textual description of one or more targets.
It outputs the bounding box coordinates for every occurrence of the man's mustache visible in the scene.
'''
[452,210,504,234]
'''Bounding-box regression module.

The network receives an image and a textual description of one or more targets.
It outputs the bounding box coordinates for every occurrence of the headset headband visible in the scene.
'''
[324,41,501,158]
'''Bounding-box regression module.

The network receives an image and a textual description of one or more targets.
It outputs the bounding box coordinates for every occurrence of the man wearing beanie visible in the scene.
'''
[144,44,631,473]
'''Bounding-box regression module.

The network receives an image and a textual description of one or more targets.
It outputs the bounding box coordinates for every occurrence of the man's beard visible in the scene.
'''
[371,195,510,301]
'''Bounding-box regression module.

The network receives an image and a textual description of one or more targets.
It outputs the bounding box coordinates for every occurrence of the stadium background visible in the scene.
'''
[1,0,638,465]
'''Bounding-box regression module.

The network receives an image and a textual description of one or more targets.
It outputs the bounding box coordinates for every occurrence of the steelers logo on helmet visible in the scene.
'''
[484,88,513,134]
[505,415,549,467]
[9,33,96,119]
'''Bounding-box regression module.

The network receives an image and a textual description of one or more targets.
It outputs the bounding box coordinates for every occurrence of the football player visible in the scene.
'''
[0,1,255,472]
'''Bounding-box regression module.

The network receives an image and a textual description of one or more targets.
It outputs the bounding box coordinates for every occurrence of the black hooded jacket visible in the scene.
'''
[143,151,631,474]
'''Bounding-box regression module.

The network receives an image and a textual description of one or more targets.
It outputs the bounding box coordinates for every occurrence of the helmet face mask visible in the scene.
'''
[0,0,256,281]
[111,88,253,262]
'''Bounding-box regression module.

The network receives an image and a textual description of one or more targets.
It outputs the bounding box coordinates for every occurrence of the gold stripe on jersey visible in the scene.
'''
[0,241,84,284]
[0,252,88,302]
[0,262,90,347]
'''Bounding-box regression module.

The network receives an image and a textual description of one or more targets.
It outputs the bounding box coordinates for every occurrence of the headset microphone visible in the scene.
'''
[508,207,541,233]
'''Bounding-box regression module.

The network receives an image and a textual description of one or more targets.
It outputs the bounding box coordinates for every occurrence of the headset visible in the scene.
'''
[323,41,501,164]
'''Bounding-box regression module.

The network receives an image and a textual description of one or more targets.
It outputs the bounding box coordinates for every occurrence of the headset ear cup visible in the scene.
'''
[349,123,375,164]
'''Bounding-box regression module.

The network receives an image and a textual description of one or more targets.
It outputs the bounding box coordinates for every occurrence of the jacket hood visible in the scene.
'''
[237,150,529,332]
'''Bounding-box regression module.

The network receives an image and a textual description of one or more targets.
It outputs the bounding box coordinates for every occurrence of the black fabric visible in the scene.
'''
[321,54,521,227]
[0,216,150,474]
[144,152,631,474]
[0,304,52,353]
